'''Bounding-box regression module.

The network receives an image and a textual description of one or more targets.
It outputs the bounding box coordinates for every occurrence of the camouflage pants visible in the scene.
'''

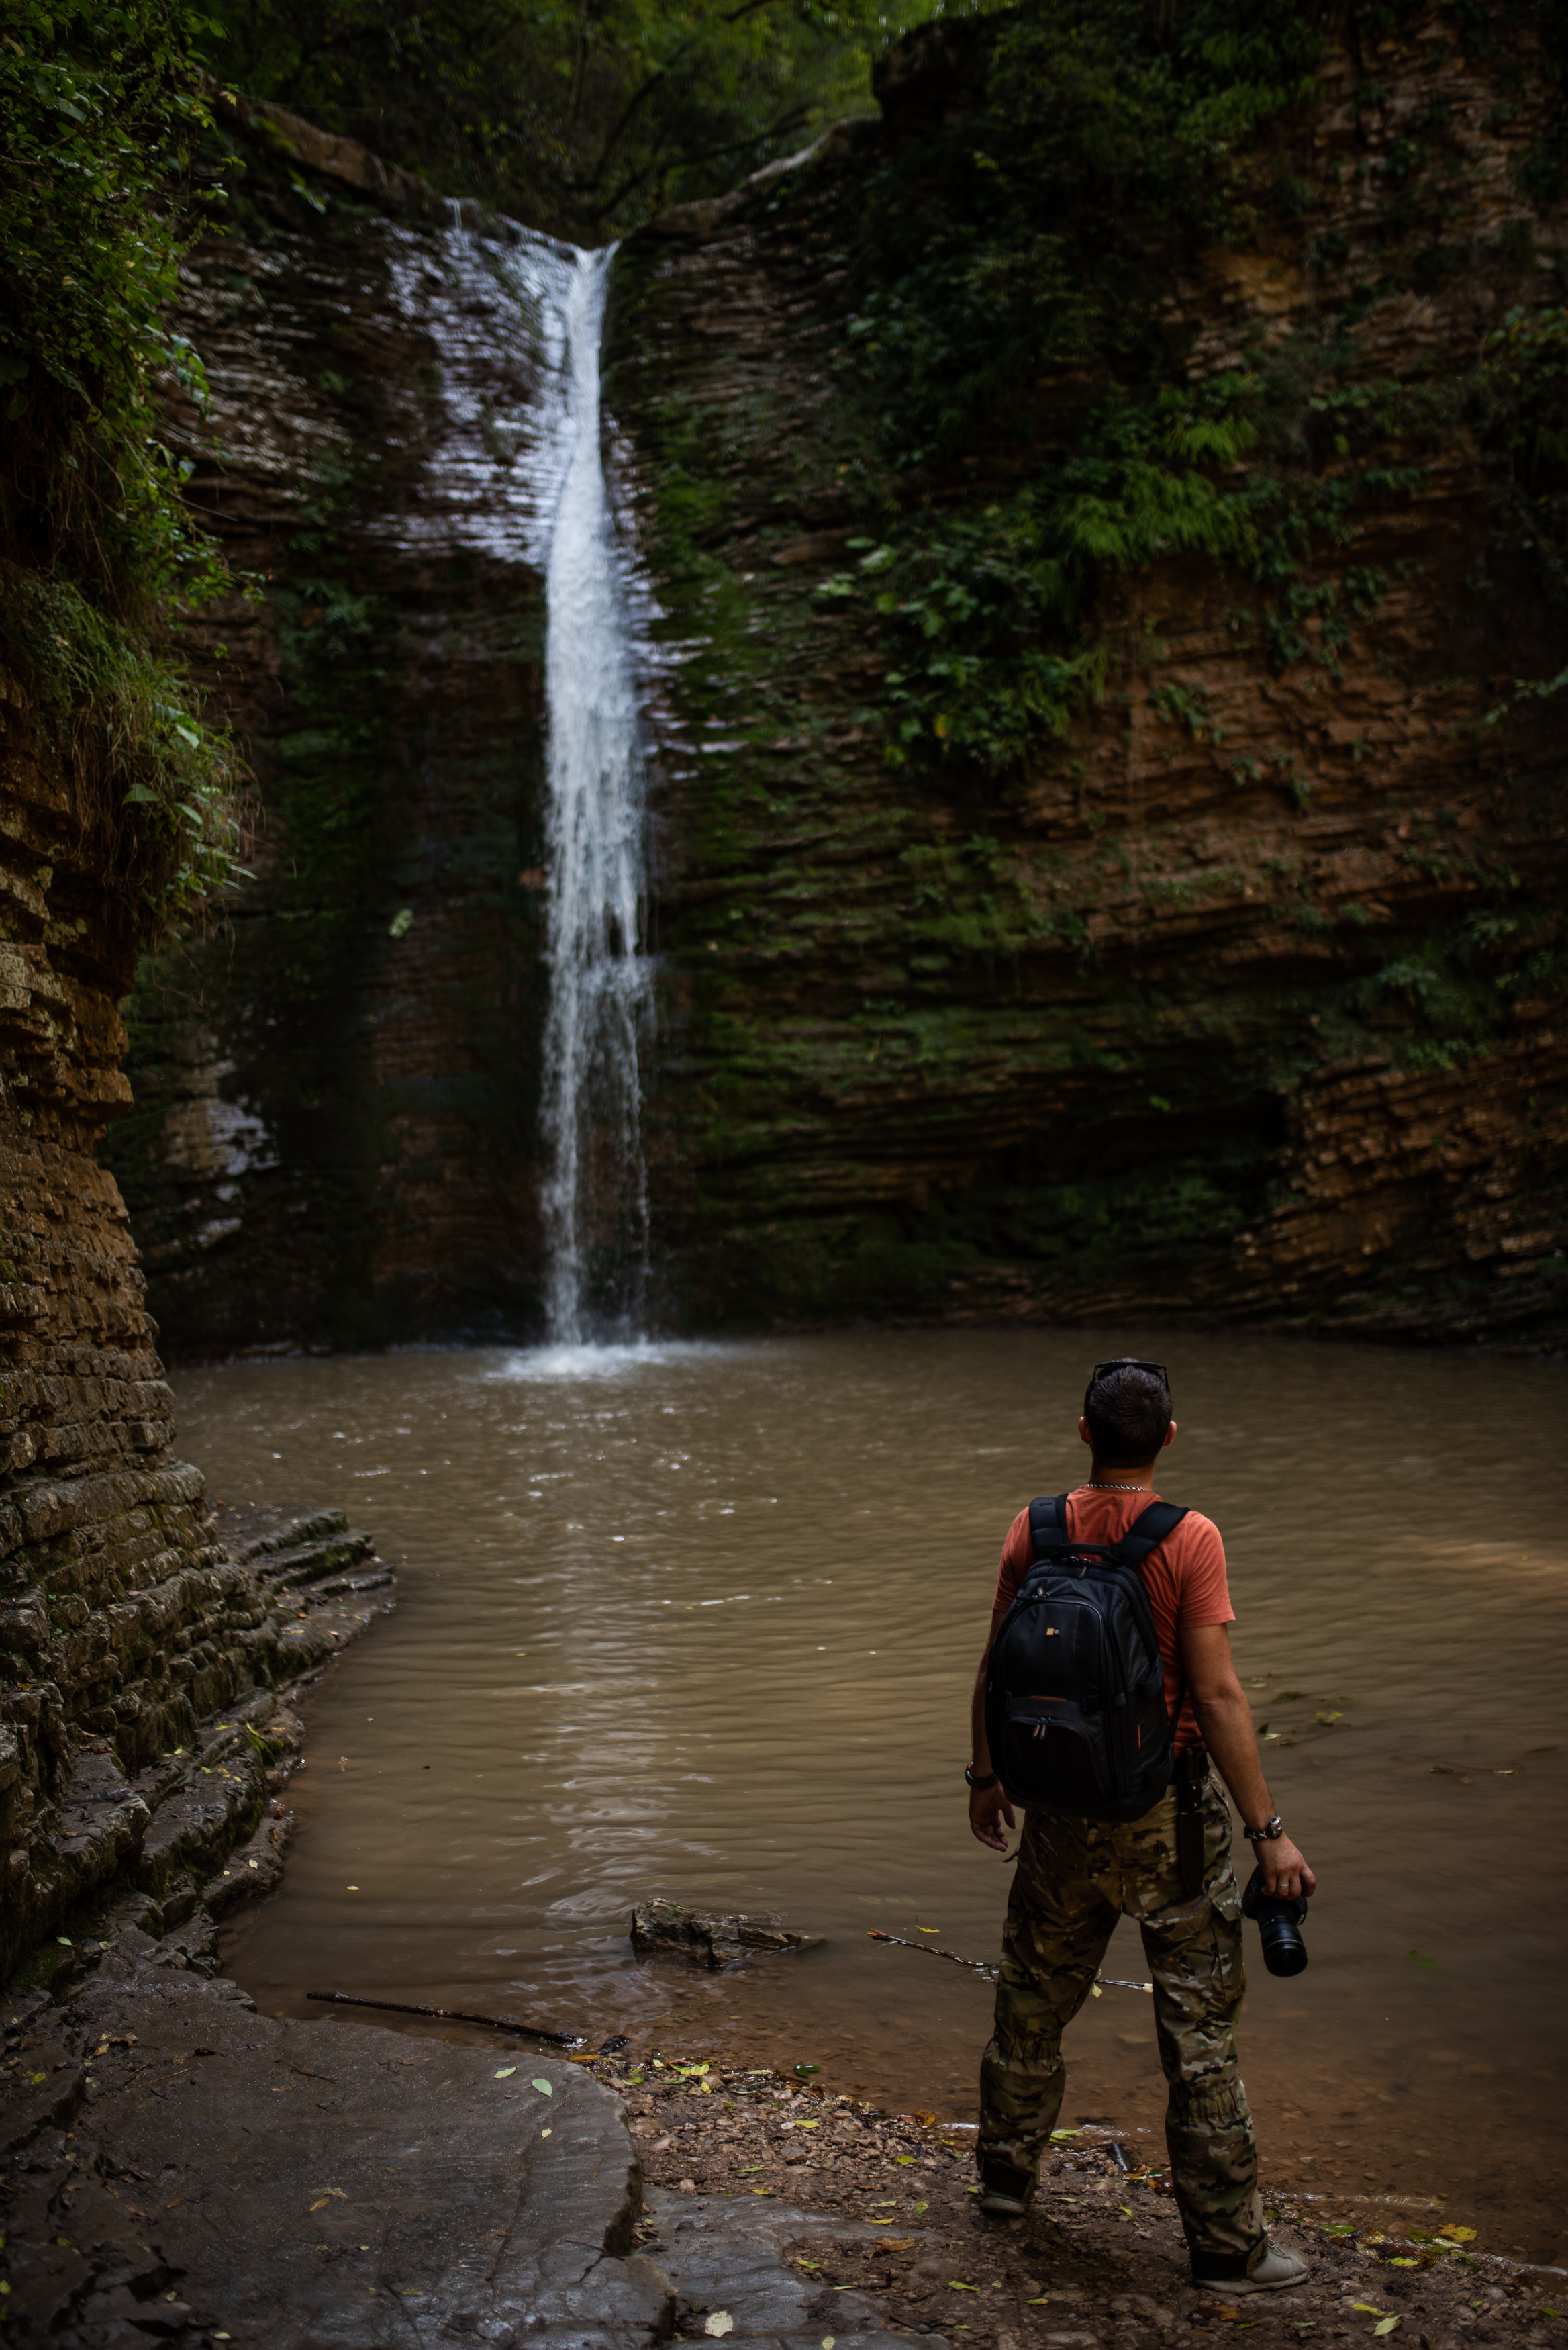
[978,1781,1263,2261]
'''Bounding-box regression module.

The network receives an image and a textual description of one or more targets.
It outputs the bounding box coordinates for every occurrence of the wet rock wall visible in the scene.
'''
[605,9,1568,1344]
[106,99,561,1354]
[0,653,387,1972]
[113,31,1568,1353]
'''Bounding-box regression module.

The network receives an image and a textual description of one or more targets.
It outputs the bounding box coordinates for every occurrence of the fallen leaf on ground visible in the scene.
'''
[1436,2226,1475,2244]
[703,2313,734,2337]
[1374,2321,1400,2336]
[914,2109,936,2125]
[532,2078,553,2095]
[495,2067,517,2078]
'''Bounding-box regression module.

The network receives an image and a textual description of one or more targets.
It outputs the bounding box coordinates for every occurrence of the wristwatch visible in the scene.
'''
[1242,1814,1284,1842]
[965,1764,999,1791]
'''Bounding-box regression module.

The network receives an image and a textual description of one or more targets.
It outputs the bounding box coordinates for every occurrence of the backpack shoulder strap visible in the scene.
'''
[1105,1500,1189,1569]
[1028,1493,1073,1562]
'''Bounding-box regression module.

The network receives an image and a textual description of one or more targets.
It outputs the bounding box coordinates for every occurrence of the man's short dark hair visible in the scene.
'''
[1083,1363,1173,1466]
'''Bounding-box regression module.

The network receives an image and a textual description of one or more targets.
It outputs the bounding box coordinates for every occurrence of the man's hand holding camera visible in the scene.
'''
[1248,1823,1314,1903]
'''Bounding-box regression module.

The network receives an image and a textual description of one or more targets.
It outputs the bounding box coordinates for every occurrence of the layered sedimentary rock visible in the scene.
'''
[107,100,562,1352]
[119,24,1567,1351]
[605,11,1568,1344]
[0,688,386,1969]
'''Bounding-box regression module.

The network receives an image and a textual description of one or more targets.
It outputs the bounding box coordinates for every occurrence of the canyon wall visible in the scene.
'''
[605,8,1568,1344]
[117,24,1568,1352]
[107,98,560,1354]
[0,665,388,1980]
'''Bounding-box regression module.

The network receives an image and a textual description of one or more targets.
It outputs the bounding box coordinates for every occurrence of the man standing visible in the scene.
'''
[965,1359,1315,2296]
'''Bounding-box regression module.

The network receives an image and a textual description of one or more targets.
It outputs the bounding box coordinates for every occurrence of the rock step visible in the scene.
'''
[309,1564,395,1595]
[212,1501,379,1591]
[256,1538,379,1589]
[211,1500,349,1559]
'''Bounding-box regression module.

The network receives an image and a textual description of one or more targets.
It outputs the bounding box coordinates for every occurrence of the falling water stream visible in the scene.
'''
[534,243,651,1344]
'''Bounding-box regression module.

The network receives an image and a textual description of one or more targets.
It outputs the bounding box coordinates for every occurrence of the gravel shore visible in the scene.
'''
[608,2048,1568,2350]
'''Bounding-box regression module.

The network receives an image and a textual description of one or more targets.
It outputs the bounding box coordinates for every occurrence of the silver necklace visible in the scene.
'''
[1085,1479,1150,1492]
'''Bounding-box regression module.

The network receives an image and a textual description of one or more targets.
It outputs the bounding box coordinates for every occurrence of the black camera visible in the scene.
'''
[1241,1864,1309,1977]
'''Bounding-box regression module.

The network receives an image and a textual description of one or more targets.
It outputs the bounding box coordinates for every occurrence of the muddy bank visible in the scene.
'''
[7,1947,1566,2347]
[619,2052,1568,2349]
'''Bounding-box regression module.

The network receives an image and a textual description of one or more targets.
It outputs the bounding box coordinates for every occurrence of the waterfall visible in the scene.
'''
[534,246,652,1345]
[432,218,651,1346]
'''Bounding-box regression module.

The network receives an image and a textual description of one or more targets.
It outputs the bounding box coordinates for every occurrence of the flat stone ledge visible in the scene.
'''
[3,1971,671,2347]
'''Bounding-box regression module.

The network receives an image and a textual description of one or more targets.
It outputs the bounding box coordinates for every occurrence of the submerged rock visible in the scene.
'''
[632,1899,823,1970]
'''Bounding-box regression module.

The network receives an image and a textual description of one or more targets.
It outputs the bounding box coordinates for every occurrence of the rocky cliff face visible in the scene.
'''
[0,661,389,1978]
[107,96,562,1353]
[604,7,1568,1344]
[119,28,1567,1352]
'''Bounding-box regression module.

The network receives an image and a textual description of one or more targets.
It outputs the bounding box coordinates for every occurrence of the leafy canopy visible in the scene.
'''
[0,0,242,934]
[202,0,951,237]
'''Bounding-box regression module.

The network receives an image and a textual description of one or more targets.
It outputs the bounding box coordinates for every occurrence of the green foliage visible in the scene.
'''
[0,565,242,924]
[850,375,1269,765]
[824,0,1565,771]
[850,0,1324,464]
[0,0,242,941]
[203,0,932,238]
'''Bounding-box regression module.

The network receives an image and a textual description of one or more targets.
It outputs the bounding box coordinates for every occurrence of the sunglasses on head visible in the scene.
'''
[1088,1358,1171,1390]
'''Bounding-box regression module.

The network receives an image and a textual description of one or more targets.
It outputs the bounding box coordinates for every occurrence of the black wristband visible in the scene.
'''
[965,1765,999,1791]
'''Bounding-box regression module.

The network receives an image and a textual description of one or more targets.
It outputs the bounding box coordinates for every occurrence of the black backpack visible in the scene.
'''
[985,1492,1189,1822]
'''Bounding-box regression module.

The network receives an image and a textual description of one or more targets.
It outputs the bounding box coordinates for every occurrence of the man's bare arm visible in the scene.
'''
[1181,1621,1317,1901]
[968,1606,1016,1850]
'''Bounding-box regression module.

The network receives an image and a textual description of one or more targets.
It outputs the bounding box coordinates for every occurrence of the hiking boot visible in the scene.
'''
[1193,2238,1310,2296]
[977,2160,1032,2217]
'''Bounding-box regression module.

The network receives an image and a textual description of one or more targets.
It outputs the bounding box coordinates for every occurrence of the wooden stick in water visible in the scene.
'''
[866,1928,999,1981]
[307,1990,585,2047]
[865,1930,1147,1994]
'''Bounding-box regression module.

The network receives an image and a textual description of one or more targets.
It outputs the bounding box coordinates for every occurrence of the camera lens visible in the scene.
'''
[1241,1864,1308,1977]
[1255,1903,1308,1977]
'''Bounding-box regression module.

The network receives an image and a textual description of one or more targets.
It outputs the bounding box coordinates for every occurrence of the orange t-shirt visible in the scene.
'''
[993,1485,1233,1749]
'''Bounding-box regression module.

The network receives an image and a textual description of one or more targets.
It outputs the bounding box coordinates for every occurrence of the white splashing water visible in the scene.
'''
[535,247,651,1344]
[430,219,652,1345]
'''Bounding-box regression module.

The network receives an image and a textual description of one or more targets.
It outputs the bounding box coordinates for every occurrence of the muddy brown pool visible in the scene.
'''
[172,1329,1568,2262]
